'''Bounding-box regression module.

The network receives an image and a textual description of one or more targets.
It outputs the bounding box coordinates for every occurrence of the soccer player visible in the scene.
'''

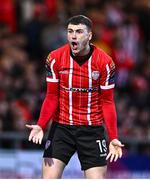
[26,15,124,179]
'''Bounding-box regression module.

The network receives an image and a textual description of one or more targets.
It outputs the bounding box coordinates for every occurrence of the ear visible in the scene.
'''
[89,31,92,41]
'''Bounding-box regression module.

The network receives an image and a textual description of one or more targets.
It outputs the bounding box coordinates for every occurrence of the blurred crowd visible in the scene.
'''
[0,0,150,147]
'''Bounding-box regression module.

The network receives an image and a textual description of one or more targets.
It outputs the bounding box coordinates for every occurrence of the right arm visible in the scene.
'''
[37,81,59,129]
[26,53,59,144]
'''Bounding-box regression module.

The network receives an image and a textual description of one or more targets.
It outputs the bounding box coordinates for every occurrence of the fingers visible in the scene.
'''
[28,131,34,141]
[118,147,123,158]
[35,135,42,144]
[110,154,115,162]
[106,152,119,162]
[114,154,118,162]
[39,137,42,145]
[35,136,39,144]
[26,124,43,145]
[106,146,123,162]
[32,135,37,143]
[29,133,41,144]
[106,152,111,161]
[28,131,43,144]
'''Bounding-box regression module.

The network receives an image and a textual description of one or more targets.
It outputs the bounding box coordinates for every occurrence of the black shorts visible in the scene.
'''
[43,122,108,170]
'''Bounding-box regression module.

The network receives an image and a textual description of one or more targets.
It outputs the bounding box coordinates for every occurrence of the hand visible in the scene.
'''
[26,124,44,144]
[106,139,124,162]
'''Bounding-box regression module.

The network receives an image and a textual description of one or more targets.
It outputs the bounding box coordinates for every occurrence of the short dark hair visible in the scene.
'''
[67,15,92,31]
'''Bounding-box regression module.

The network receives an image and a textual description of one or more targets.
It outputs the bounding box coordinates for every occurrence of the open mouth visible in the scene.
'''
[71,42,78,49]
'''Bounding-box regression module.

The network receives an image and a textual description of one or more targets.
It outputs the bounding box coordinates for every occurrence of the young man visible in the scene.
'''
[26,15,124,179]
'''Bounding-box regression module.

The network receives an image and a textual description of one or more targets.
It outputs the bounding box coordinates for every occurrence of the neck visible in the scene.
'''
[70,44,94,66]
[82,44,91,56]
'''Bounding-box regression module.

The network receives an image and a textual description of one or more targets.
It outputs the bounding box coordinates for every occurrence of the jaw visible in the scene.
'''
[70,42,80,55]
[69,41,90,56]
[71,48,80,56]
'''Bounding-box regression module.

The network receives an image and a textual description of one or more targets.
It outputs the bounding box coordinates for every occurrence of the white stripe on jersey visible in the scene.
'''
[105,64,110,86]
[51,59,56,79]
[87,56,92,125]
[100,84,115,89]
[46,59,59,82]
[46,78,59,82]
[69,57,73,125]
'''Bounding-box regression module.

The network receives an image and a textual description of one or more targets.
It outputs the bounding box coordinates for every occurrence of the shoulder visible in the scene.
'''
[46,44,69,66]
[92,45,112,64]
[50,44,70,58]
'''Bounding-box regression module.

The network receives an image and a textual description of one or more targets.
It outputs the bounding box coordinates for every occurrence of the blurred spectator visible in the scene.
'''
[41,22,67,53]
[24,2,48,59]
[67,0,86,17]
[44,0,57,18]
[133,0,150,52]
[0,0,16,32]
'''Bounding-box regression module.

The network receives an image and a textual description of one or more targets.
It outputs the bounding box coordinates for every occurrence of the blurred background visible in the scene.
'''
[0,0,150,178]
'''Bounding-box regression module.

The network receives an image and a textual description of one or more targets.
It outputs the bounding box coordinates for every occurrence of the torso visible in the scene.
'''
[47,44,115,125]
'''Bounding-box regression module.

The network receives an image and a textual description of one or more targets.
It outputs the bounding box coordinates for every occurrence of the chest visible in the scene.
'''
[58,57,100,88]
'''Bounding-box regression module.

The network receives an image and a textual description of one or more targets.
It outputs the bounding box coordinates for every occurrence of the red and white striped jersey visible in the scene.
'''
[45,44,115,126]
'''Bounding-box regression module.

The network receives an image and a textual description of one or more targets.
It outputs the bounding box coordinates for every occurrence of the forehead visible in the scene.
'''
[67,24,88,31]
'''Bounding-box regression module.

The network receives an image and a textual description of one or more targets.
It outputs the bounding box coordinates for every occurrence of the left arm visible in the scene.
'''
[100,56,124,162]
[101,88,124,162]
[101,88,117,141]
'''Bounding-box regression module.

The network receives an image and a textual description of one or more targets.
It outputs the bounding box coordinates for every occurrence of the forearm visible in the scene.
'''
[37,94,58,129]
[101,89,118,141]
[37,82,59,130]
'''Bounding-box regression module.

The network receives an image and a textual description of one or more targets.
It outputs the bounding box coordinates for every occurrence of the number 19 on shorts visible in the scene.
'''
[96,139,107,157]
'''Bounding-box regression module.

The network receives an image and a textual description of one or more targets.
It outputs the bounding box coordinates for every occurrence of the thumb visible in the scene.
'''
[26,124,33,129]
[117,143,124,147]
[111,139,124,147]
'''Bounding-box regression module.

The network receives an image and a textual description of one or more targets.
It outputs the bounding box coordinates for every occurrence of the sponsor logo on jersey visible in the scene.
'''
[62,86,99,92]
[92,71,100,80]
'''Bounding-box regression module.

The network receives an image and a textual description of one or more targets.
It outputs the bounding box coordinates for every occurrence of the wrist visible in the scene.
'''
[37,122,45,130]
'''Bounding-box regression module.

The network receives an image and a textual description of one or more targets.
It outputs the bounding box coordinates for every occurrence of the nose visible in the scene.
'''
[72,32,77,39]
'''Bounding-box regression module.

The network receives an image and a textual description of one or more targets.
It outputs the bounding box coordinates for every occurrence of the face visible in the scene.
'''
[67,24,92,56]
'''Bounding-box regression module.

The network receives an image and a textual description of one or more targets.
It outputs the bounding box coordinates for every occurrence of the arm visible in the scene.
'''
[26,82,59,144]
[100,57,124,162]
[37,82,59,129]
[26,53,59,144]
[101,88,124,162]
[101,88,117,141]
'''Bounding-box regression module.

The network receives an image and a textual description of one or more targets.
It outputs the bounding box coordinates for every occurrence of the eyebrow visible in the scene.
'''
[67,28,84,31]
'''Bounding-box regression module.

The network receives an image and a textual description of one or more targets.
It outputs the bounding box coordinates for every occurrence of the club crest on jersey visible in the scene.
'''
[92,71,100,80]
[45,140,51,150]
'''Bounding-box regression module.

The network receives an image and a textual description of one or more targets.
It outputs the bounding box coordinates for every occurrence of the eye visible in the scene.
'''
[68,29,73,33]
[76,30,83,34]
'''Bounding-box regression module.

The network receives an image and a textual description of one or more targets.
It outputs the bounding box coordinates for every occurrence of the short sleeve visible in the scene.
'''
[100,58,115,90]
[45,53,59,82]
